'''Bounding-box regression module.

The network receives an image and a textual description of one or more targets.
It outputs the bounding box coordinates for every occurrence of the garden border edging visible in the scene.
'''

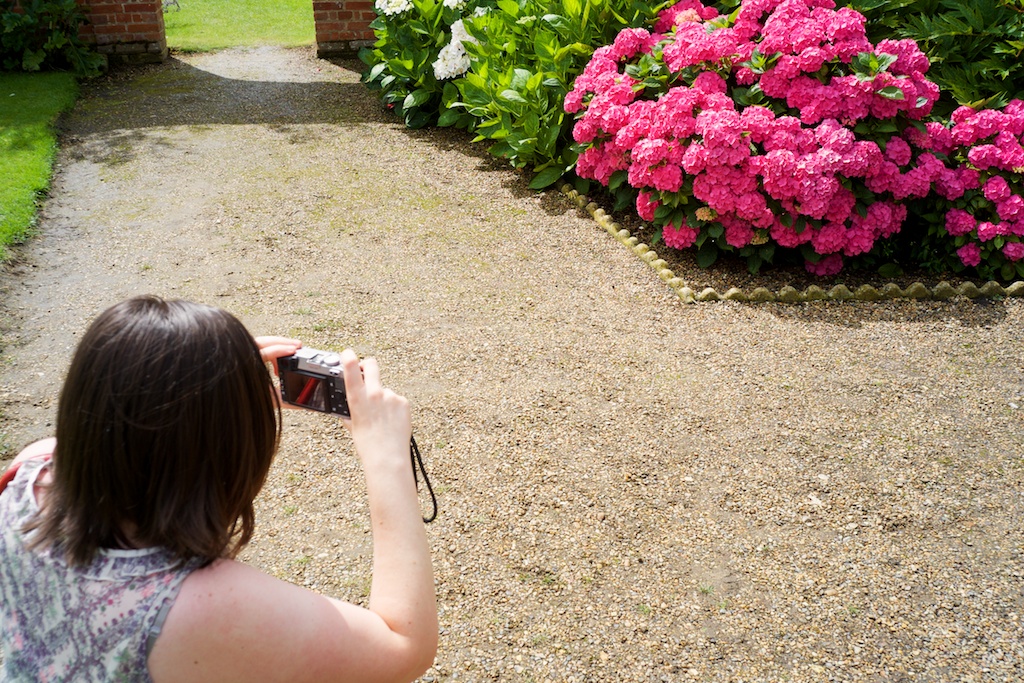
[560,185,1024,304]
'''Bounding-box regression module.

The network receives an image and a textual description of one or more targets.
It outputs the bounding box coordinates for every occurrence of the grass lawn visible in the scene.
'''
[163,0,315,51]
[0,72,78,260]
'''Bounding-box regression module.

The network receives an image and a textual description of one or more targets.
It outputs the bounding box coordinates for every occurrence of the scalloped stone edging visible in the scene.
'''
[562,185,1024,304]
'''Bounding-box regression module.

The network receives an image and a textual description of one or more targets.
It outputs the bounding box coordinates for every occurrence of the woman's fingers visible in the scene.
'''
[360,357,381,393]
[340,349,362,395]
[255,336,302,372]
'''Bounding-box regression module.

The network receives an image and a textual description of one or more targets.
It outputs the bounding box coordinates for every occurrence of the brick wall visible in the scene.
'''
[71,0,374,64]
[313,0,376,58]
[77,0,167,64]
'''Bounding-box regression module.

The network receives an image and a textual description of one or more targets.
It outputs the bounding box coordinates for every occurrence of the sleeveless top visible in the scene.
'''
[0,458,200,682]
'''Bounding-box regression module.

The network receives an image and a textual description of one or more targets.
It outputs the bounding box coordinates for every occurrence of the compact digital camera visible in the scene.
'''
[278,348,350,417]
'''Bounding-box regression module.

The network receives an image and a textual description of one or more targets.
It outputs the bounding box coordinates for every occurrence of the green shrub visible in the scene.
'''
[450,0,669,188]
[1,0,104,76]
[361,0,670,186]
[839,0,1024,117]
[359,0,467,129]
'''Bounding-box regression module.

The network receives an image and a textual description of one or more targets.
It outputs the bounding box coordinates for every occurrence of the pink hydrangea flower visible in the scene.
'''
[662,222,698,249]
[945,208,976,237]
[1003,241,1024,262]
[722,216,755,248]
[997,194,1024,221]
[875,38,929,75]
[771,219,813,248]
[636,191,659,222]
[654,0,719,33]
[884,137,912,167]
[983,175,1012,203]
[957,243,982,267]
[805,253,843,276]
[977,221,999,242]
[811,222,848,254]
[610,28,657,61]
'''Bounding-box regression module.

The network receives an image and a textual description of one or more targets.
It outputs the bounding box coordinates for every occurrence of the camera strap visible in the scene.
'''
[409,436,437,523]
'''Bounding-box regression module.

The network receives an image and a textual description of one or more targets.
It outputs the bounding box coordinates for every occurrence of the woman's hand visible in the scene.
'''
[255,336,302,376]
[339,349,412,472]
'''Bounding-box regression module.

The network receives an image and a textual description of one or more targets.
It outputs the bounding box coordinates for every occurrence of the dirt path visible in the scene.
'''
[1,46,1022,682]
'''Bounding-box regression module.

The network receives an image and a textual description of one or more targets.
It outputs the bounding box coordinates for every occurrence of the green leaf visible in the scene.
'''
[522,112,540,137]
[511,68,532,91]
[438,108,461,127]
[874,52,899,73]
[497,0,520,17]
[22,48,45,71]
[696,241,719,268]
[367,62,387,82]
[877,85,906,100]
[529,165,566,189]
[538,122,561,153]
[878,263,904,279]
[405,108,433,129]
[541,14,572,35]
[403,88,432,110]
[499,89,528,104]
[608,170,628,191]
[488,139,515,158]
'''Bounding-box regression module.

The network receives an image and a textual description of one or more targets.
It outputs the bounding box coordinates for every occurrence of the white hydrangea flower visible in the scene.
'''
[374,0,412,16]
[442,0,466,8]
[473,6,489,16]
[450,18,474,45]
[432,19,478,80]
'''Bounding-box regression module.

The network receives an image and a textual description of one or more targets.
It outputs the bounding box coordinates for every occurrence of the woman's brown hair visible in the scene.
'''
[28,296,281,566]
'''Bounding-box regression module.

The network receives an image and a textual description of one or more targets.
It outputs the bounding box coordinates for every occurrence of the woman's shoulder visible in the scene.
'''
[11,438,56,467]
[149,558,392,683]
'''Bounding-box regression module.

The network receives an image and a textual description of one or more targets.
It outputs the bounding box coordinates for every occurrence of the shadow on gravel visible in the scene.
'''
[67,56,381,136]
[394,123,561,208]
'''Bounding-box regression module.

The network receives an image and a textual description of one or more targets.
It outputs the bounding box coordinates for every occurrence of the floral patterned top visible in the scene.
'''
[0,457,200,682]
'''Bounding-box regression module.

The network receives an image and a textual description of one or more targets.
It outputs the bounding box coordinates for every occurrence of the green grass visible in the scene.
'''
[163,0,315,52]
[0,72,78,260]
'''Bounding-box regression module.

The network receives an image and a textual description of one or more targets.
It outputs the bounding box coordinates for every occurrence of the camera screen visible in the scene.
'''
[282,372,329,412]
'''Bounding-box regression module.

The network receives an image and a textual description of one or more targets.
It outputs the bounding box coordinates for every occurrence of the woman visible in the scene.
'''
[0,296,437,682]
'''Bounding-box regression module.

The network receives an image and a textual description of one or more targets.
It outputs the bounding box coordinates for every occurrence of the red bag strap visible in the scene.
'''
[0,462,23,494]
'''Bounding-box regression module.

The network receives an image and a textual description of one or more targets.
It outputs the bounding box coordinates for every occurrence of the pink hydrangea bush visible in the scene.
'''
[566,0,944,275]
[904,101,1024,281]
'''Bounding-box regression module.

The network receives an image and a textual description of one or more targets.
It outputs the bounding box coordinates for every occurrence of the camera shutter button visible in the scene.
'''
[321,353,342,367]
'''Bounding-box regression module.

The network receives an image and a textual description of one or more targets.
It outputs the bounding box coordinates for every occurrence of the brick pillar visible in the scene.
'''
[314,0,375,58]
[77,0,167,65]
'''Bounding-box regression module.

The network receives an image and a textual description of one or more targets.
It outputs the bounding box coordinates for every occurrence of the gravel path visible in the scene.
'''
[1,46,1022,682]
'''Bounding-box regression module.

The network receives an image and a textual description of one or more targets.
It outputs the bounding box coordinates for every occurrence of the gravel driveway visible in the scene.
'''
[0,46,1022,682]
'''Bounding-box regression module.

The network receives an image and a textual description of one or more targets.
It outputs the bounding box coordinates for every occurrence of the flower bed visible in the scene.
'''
[566,0,1024,281]
[362,0,1024,282]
